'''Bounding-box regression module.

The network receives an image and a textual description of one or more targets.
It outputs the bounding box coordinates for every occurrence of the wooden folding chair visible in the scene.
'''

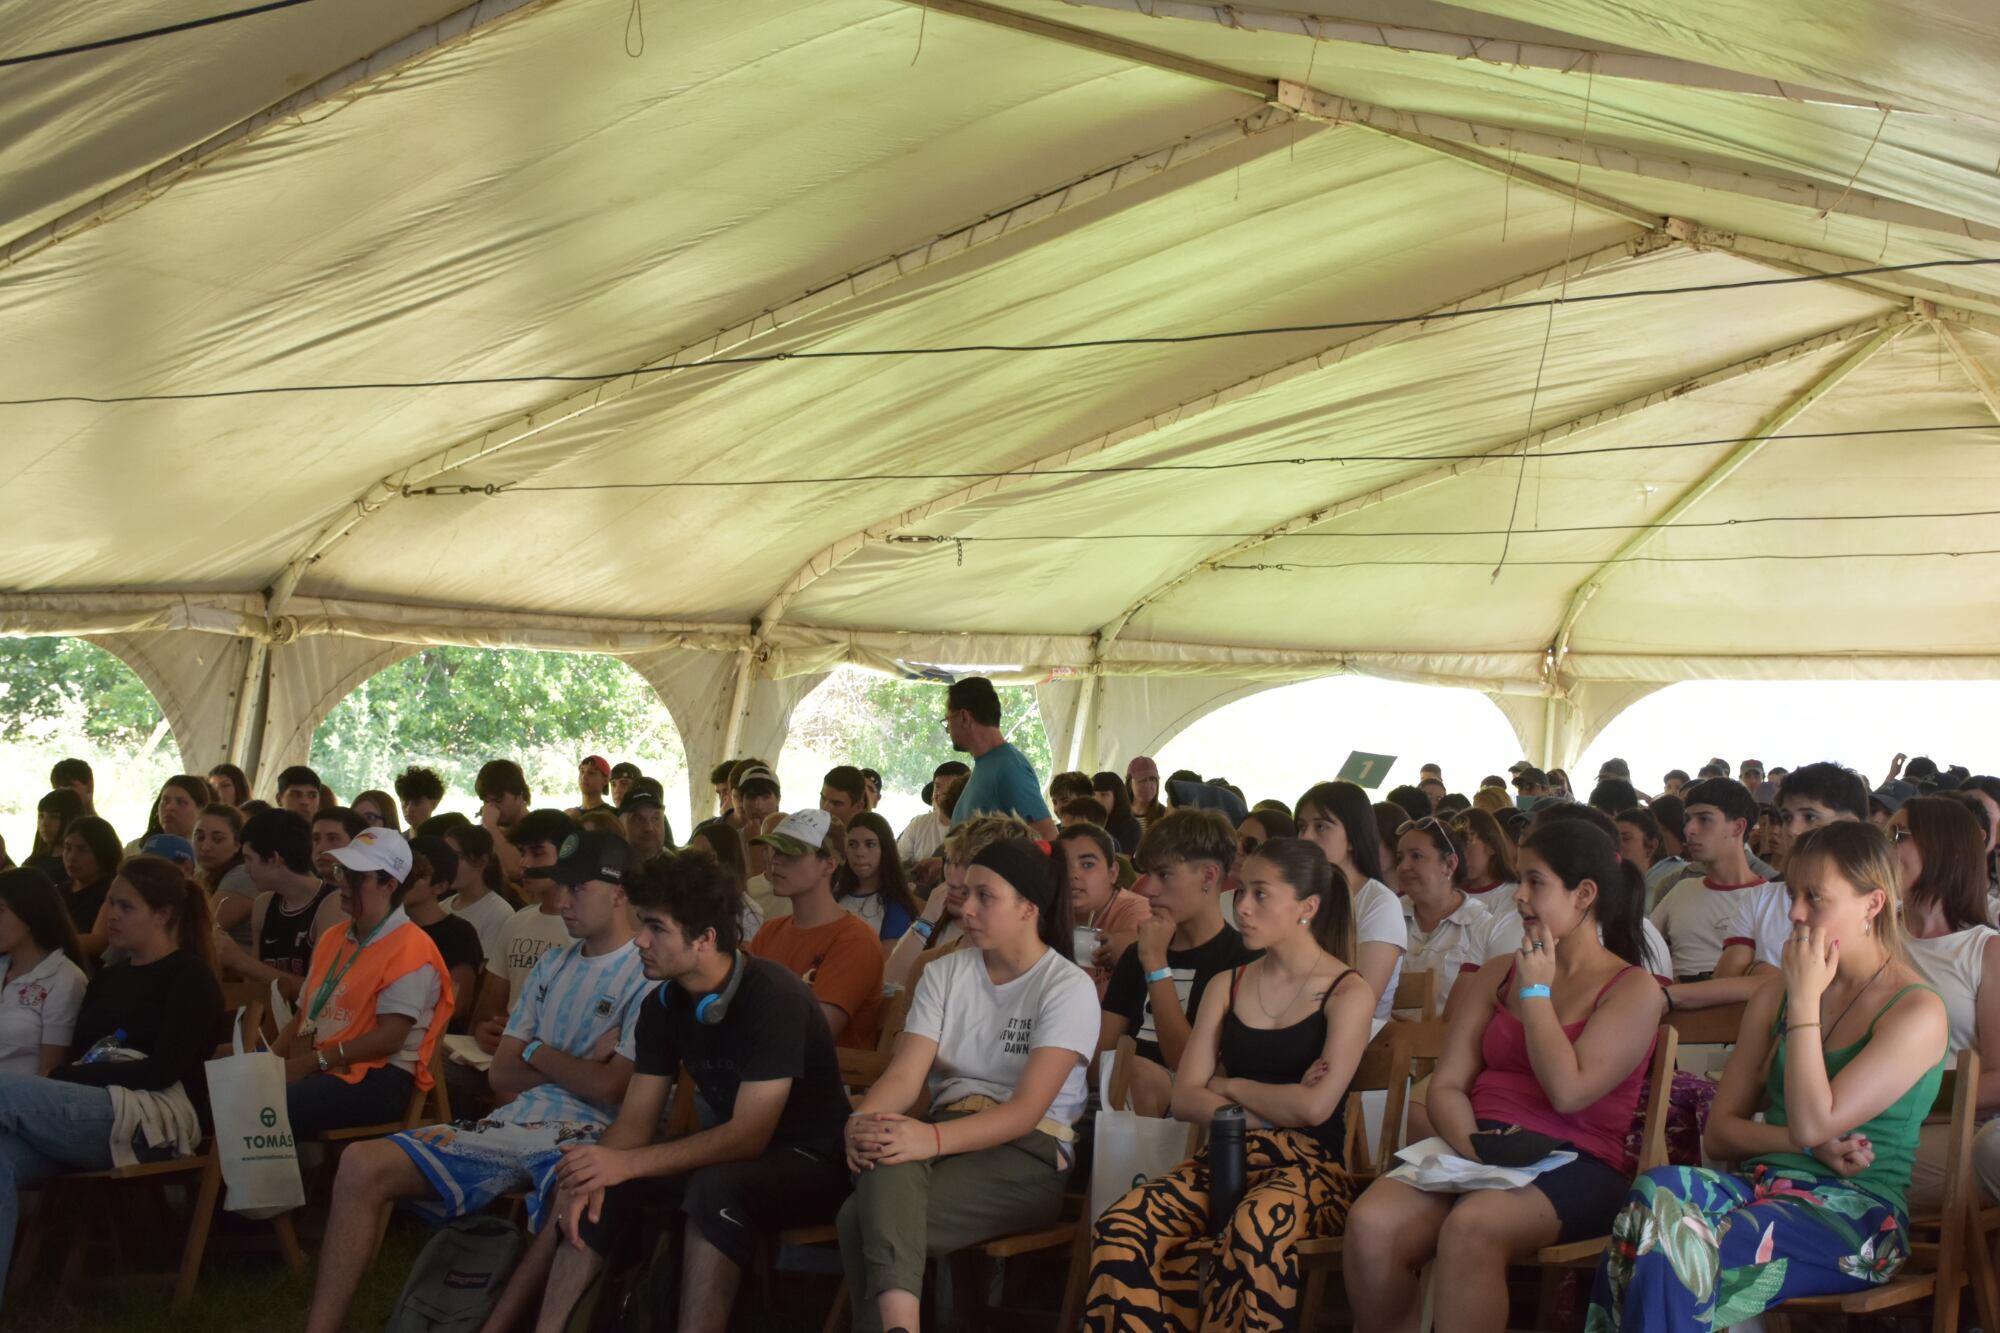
[6,995,264,1311]
[1766,1048,1979,1333]
[1297,1019,1447,1329]
[272,1040,454,1273]
[1516,1023,1679,1328]
[1392,969,1439,1022]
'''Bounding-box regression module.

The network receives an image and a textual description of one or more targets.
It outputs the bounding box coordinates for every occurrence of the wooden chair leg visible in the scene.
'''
[820,1277,852,1333]
[9,1184,54,1304]
[172,1156,223,1312]
[1971,1214,2000,1333]
[58,1188,98,1295]
[1055,1222,1092,1332]
[273,1209,309,1276]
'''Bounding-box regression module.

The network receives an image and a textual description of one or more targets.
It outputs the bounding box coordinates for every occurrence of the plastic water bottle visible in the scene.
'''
[79,1029,130,1064]
[1208,1104,1247,1237]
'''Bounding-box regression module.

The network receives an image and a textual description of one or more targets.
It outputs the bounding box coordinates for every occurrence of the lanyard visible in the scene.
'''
[304,914,390,1028]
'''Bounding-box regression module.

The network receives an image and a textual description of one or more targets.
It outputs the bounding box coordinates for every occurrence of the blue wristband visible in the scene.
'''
[1145,966,1174,985]
[910,918,935,941]
[1518,984,1552,1001]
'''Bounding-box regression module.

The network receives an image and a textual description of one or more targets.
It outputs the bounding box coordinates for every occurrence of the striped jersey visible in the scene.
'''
[498,938,654,1125]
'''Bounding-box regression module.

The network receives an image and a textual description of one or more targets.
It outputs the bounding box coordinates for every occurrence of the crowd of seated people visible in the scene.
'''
[2,689,1995,1333]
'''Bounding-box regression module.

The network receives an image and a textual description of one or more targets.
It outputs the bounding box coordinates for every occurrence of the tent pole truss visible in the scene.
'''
[1042,0,1914,115]
[1935,319,2000,423]
[1277,83,2000,246]
[264,100,1306,613]
[760,230,1669,631]
[1,0,564,274]
[1097,310,1911,641]
[1549,322,1908,660]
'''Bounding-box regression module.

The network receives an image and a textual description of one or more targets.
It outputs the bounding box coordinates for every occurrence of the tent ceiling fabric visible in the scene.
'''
[6,0,2000,768]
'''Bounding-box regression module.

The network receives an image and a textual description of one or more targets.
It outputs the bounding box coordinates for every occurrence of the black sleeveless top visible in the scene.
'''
[259,882,339,977]
[1220,965,1360,1157]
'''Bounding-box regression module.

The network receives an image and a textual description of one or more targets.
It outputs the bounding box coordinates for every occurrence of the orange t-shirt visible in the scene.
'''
[749,911,883,1049]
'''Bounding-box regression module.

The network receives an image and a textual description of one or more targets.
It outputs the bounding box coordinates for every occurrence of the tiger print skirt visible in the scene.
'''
[1084,1129,1352,1332]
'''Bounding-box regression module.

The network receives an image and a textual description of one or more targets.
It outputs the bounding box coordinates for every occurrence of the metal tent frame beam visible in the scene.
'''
[1278,83,2000,246]
[756,231,1669,629]
[1097,311,1909,641]
[1549,322,1908,659]
[1041,0,1914,115]
[265,100,1306,610]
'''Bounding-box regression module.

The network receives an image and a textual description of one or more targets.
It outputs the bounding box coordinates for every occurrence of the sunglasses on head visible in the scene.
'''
[1397,815,1458,859]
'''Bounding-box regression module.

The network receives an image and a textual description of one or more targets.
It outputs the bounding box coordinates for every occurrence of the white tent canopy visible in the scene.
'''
[5,0,2000,825]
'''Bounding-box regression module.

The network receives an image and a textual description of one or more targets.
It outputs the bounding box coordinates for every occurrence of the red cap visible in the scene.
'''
[582,755,612,778]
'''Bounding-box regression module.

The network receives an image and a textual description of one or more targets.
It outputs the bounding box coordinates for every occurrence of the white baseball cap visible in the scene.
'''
[752,809,835,857]
[328,826,414,882]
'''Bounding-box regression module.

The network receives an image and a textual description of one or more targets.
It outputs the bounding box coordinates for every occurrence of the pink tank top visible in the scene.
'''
[1469,964,1654,1174]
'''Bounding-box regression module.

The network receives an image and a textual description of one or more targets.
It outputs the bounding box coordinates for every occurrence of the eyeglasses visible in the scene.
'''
[1397,816,1458,859]
[1890,826,1913,843]
[361,811,386,827]
[340,867,378,887]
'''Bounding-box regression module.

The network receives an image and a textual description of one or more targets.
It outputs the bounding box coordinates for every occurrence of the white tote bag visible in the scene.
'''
[1089,1050,1197,1219]
[204,1006,305,1217]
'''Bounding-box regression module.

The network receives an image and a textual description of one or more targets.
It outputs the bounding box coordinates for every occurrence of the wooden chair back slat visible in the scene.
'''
[1391,970,1438,1021]
[1665,1002,1747,1048]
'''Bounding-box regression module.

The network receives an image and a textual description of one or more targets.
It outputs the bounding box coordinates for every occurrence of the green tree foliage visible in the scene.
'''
[789,669,1053,797]
[311,648,685,801]
[0,637,167,747]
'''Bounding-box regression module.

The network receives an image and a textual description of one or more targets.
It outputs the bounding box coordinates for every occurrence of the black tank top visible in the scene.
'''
[1221,965,1360,1158]
[259,882,338,977]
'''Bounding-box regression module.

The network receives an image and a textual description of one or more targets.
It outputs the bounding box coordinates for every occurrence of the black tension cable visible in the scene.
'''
[4,255,1999,407]
[0,0,320,68]
[407,422,2000,495]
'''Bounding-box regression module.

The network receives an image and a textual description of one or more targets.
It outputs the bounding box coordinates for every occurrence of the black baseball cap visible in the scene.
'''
[617,788,664,816]
[544,829,629,887]
[610,761,642,780]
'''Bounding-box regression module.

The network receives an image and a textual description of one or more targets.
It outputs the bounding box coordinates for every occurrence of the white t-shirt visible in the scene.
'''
[1650,876,1769,979]
[375,910,444,1075]
[1355,877,1408,1022]
[1463,881,1519,920]
[1724,880,1791,971]
[906,945,1099,1146]
[1907,926,1997,1055]
[1467,915,1670,980]
[897,811,947,866]
[486,904,575,999]
[1402,894,1491,1006]
[446,890,517,976]
[0,951,87,1075]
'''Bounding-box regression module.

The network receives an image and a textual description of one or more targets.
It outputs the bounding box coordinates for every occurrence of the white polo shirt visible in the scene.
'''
[1402,893,1491,1005]
[0,951,88,1075]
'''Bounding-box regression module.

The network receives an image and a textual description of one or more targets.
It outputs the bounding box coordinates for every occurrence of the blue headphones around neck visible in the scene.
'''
[693,951,746,1026]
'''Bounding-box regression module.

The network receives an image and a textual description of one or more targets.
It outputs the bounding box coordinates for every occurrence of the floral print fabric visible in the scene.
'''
[1586,1162,1908,1331]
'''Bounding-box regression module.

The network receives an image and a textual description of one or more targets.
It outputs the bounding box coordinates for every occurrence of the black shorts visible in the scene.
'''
[576,1141,850,1268]
[1475,1119,1631,1244]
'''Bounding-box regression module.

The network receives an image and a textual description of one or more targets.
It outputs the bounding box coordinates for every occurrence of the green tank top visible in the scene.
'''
[1753,983,1945,1212]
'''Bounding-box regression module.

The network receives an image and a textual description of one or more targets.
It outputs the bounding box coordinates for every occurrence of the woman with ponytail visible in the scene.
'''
[1345,820,1662,1333]
[1085,836,1373,1331]
[0,856,223,1302]
[1590,822,1947,1330]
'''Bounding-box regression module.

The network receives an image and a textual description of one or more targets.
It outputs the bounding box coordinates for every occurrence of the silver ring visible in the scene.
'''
[1532,941,1545,951]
